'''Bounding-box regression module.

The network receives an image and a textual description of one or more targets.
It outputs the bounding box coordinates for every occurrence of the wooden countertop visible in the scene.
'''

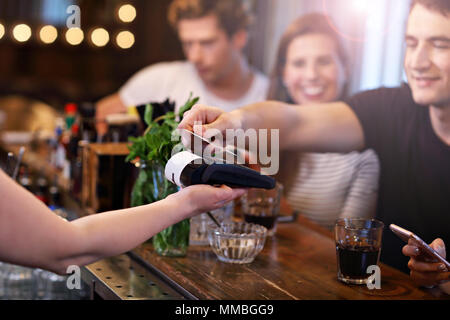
[4,142,446,300]
[131,215,449,300]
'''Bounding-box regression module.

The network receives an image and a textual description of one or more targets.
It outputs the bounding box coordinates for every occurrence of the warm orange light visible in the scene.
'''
[118,4,137,23]
[91,28,110,47]
[116,31,135,49]
[65,28,84,45]
[0,24,5,40]
[13,24,32,42]
[39,25,58,44]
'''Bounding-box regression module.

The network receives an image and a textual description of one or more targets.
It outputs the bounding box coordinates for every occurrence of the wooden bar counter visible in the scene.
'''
[3,143,447,300]
[131,215,449,300]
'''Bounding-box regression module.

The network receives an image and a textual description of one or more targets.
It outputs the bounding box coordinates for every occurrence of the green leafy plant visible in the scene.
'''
[126,94,199,256]
[126,94,199,207]
[126,94,199,165]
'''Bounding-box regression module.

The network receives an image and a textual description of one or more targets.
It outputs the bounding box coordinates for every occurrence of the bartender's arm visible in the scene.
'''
[95,93,127,137]
[0,169,245,275]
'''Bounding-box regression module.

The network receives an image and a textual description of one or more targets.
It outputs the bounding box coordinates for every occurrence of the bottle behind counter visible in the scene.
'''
[64,103,77,131]
[78,102,97,143]
[35,174,49,205]
[18,166,32,192]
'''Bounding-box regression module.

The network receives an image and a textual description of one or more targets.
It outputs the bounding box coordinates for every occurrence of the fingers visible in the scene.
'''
[178,104,224,132]
[211,185,247,205]
[408,258,448,273]
[410,270,450,287]
[406,238,450,288]
[403,244,420,257]
[203,114,232,139]
[430,238,446,258]
[180,184,247,214]
[405,238,447,262]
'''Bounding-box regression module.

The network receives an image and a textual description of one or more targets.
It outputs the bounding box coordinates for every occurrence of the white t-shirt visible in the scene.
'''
[119,61,269,113]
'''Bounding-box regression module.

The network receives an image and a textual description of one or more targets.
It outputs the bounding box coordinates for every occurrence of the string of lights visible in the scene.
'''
[0,3,136,49]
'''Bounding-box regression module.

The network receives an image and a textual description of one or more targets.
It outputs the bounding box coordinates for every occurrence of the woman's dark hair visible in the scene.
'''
[267,13,349,103]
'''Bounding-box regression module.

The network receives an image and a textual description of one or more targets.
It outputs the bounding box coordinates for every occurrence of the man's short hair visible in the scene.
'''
[167,0,253,37]
[411,0,450,16]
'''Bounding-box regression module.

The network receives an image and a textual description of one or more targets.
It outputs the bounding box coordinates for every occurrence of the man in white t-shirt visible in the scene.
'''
[95,0,269,136]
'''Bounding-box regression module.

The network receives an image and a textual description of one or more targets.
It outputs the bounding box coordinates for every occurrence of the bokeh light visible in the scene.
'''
[116,31,135,49]
[0,24,5,40]
[13,24,32,42]
[65,28,84,46]
[91,28,110,47]
[118,4,137,23]
[39,25,58,44]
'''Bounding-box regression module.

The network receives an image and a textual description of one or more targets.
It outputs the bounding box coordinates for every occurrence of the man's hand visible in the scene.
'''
[95,93,127,137]
[403,238,450,291]
[172,184,247,217]
[178,104,243,143]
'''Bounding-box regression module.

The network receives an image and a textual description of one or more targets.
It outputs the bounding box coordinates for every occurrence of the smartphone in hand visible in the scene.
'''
[390,224,450,269]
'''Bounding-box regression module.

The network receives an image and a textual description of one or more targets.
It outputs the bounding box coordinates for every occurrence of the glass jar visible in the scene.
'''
[131,160,190,256]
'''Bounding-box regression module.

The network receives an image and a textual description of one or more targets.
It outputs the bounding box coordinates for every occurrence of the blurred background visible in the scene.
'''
[0,0,411,110]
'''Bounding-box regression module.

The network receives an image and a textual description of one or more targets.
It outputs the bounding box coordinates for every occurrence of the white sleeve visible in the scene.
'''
[118,63,170,107]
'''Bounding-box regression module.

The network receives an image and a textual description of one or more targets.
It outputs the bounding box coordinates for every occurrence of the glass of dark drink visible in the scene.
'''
[335,218,384,285]
[241,183,283,236]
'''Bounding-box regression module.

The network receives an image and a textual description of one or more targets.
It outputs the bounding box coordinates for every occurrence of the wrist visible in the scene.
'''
[165,190,196,220]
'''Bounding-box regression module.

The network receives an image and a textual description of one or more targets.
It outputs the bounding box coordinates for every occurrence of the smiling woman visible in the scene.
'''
[269,13,380,230]
[268,13,349,103]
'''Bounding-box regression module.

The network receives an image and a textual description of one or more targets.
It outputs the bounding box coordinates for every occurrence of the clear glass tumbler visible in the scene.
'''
[241,183,283,236]
[335,218,384,285]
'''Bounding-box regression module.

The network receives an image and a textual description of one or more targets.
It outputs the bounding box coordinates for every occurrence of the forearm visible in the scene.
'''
[66,194,184,267]
[0,169,186,274]
[95,93,127,136]
[233,101,365,153]
[233,101,300,150]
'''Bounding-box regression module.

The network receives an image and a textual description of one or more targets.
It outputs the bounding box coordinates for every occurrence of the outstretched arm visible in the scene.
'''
[179,101,366,154]
[0,169,245,275]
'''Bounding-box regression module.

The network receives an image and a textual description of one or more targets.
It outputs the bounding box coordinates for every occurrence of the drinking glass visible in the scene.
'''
[241,183,283,236]
[335,218,384,284]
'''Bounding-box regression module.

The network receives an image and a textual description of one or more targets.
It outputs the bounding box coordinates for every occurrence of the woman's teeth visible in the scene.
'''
[303,86,325,96]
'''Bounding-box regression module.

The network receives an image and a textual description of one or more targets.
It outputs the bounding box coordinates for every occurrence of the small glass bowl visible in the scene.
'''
[208,222,267,264]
